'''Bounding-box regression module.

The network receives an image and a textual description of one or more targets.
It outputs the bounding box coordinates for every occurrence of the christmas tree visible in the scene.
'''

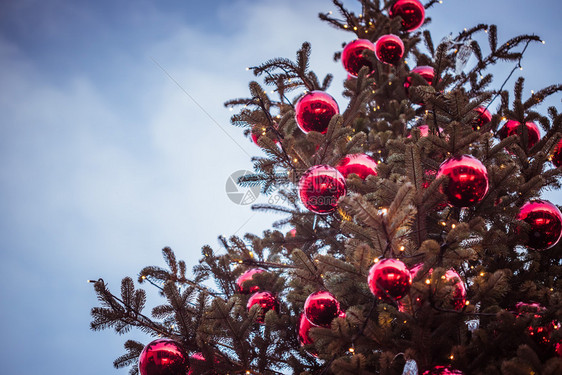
[90,0,562,374]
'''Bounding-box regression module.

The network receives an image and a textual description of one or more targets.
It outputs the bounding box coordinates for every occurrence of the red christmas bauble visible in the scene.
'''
[407,264,467,311]
[471,106,492,130]
[299,165,347,214]
[389,0,425,32]
[251,131,279,147]
[298,313,319,357]
[442,269,467,310]
[422,366,464,375]
[295,91,339,134]
[247,291,279,323]
[342,39,376,77]
[187,353,219,375]
[236,268,265,294]
[404,65,434,96]
[518,200,562,250]
[551,139,562,167]
[304,291,341,327]
[138,339,189,375]
[287,228,297,238]
[336,153,378,179]
[436,155,489,207]
[368,259,412,301]
[498,120,541,150]
[375,34,404,65]
[408,124,444,138]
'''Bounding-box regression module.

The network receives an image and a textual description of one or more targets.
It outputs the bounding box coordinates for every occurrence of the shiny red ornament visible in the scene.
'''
[188,353,218,375]
[471,106,492,130]
[299,165,347,214]
[295,91,339,134]
[287,228,297,238]
[404,65,434,97]
[368,259,412,301]
[436,155,489,207]
[251,131,279,147]
[341,39,376,77]
[247,291,279,323]
[138,339,189,375]
[298,313,319,357]
[551,139,562,167]
[389,0,426,32]
[442,269,467,310]
[408,124,444,138]
[518,200,562,250]
[422,366,464,375]
[516,302,562,352]
[408,264,467,311]
[498,120,541,150]
[375,34,404,65]
[236,268,265,294]
[336,153,378,179]
[304,291,341,327]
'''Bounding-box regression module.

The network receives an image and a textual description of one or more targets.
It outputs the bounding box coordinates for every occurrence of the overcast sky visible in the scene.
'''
[0,1,561,374]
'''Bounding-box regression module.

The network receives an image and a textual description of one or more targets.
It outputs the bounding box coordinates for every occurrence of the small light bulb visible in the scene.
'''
[542,40,546,44]
[425,279,431,284]
[245,67,250,71]
[349,347,355,353]
[400,246,405,251]
[374,258,380,263]
[451,224,456,229]
[479,272,485,277]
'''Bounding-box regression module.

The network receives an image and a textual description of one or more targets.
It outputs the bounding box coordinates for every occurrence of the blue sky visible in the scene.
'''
[0,1,560,374]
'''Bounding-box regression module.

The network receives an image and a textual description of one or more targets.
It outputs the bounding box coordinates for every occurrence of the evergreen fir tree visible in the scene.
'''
[90,1,562,374]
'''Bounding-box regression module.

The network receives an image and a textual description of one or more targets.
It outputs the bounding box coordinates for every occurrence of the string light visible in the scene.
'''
[348,347,355,353]
[374,257,380,263]
[425,279,431,284]
[479,272,485,277]
[449,354,454,360]
[245,67,250,71]
[542,40,546,44]
[400,246,405,251]
[451,224,456,229]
